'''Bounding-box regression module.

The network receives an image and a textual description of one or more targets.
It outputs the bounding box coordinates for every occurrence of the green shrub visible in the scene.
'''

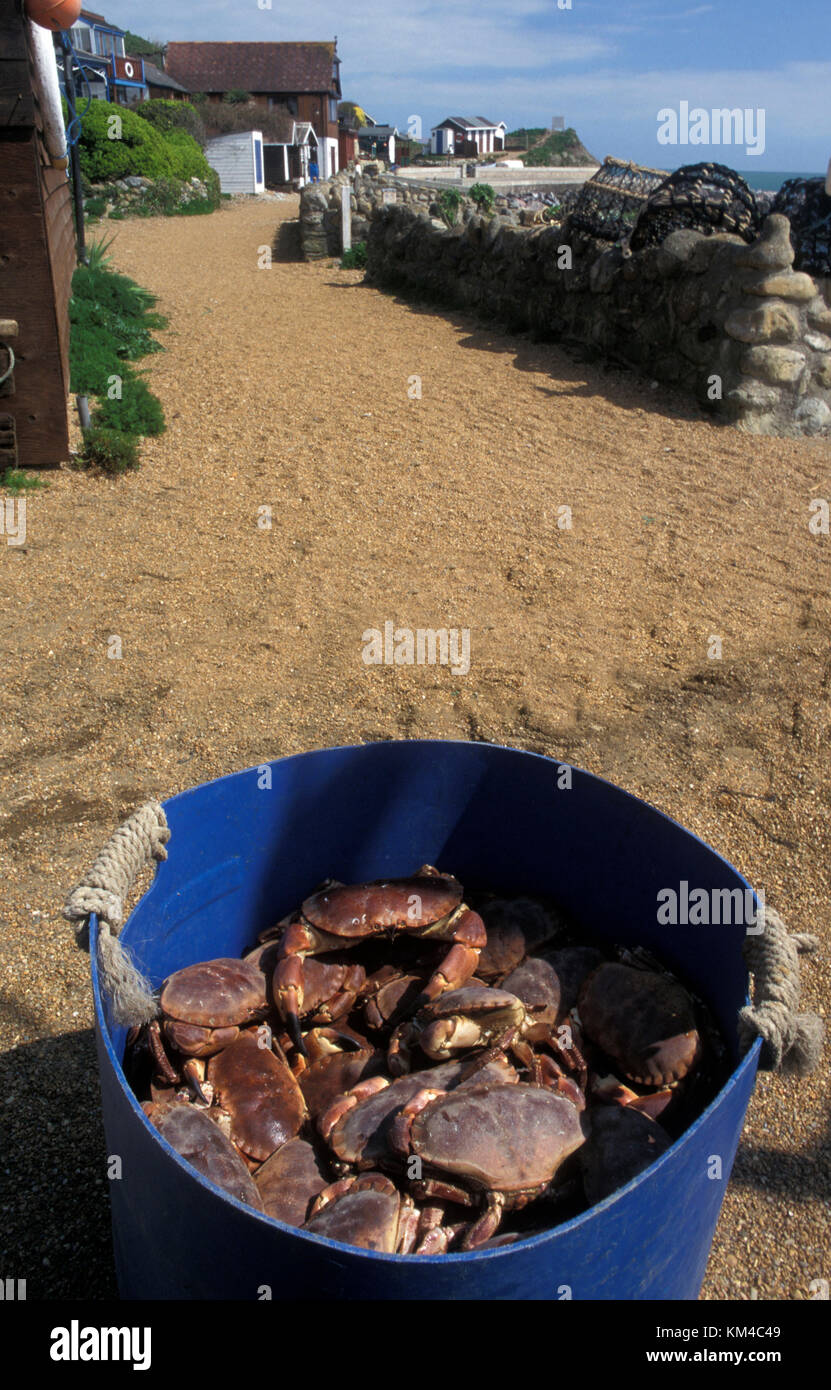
[70,263,166,395]
[160,128,211,181]
[77,98,215,188]
[0,468,48,494]
[77,99,175,182]
[134,98,207,147]
[340,241,367,269]
[92,375,165,436]
[108,208,126,219]
[223,90,251,104]
[79,427,140,473]
[469,181,495,213]
[85,196,108,218]
[437,188,462,228]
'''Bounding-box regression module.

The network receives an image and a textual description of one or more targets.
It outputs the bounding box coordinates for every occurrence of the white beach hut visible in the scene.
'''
[205,130,266,195]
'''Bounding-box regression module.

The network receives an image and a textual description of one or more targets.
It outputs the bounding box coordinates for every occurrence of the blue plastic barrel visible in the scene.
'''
[91,740,760,1300]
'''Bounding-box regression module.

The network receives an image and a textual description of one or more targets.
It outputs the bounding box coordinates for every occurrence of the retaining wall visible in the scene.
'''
[364,204,831,437]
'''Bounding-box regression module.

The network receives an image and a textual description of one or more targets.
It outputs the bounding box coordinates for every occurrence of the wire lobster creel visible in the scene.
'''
[566,156,669,247]
[628,162,759,252]
[772,178,831,278]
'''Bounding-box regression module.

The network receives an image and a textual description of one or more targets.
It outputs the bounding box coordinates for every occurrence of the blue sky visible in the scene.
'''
[100,0,830,170]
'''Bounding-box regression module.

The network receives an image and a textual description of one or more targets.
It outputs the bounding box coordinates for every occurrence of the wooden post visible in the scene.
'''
[341,184,351,252]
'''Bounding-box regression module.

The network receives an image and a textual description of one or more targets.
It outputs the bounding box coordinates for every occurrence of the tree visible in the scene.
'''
[339,101,371,130]
[123,31,165,66]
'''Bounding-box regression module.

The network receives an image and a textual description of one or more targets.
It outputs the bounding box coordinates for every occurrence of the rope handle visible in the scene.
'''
[63,800,170,1026]
[64,802,824,1072]
[739,906,823,1076]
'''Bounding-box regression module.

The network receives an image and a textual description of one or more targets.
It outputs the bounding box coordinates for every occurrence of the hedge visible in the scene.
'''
[76,99,214,185]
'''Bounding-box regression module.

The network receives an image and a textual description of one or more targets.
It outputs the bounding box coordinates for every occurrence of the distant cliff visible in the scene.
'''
[505,127,597,167]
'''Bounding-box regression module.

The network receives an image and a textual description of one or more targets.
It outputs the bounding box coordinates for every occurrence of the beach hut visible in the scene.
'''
[204,130,266,195]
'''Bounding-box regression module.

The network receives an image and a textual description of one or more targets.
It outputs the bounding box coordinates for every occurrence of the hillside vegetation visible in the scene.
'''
[507,126,597,167]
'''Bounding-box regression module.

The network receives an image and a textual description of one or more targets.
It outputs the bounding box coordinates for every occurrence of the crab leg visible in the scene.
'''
[413,907,487,1008]
[460,1193,507,1250]
[274,920,346,1052]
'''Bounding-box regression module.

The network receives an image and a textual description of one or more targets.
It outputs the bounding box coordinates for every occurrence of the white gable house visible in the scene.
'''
[430,117,506,156]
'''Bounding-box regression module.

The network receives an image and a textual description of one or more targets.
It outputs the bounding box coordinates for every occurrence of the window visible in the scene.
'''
[286,96,298,116]
[115,36,125,57]
[95,31,108,56]
[72,24,92,52]
[329,98,337,123]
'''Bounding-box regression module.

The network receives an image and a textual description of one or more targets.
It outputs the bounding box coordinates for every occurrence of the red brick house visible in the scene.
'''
[165,40,342,178]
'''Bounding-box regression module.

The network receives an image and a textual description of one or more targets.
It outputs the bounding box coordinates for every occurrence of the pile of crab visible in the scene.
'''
[127,866,725,1255]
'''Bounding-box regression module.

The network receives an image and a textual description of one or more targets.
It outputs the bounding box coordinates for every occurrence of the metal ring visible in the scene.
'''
[0,344,15,387]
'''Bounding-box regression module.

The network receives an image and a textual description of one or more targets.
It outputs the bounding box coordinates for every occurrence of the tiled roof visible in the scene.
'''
[165,41,337,95]
[143,62,189,93]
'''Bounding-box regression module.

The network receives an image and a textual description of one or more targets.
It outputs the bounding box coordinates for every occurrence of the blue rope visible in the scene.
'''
[59,31,94,149]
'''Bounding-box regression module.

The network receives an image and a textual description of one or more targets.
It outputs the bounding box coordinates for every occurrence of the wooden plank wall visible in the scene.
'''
[0,0,75,466]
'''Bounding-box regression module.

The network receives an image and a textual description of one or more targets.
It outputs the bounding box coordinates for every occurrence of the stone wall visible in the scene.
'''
[364,205,831,437]
[298,167,564,262]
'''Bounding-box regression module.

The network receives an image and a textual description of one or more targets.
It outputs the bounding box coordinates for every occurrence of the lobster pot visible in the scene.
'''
[92,740,760,1301]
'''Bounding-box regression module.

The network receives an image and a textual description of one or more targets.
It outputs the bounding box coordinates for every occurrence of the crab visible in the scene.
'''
[304,1173,419,1253]
[298,1046,387,1121]
[578,963,701,1087]
[579,1104,672,1205]
[207,1030,307,1163]
[254,1137,330,1226]
[387,982,586,1102]
[475,897,566,981]
[158,957,268,1059]
[361,964,426,1032]
[143,1100,264,1211]
[274,867,486,1049]
[319,1056,517,1173]
[389,1080,586,1248]
[540,946,605,1020]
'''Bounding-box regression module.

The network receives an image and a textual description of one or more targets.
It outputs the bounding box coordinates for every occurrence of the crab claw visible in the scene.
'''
[287,1011,307,1057]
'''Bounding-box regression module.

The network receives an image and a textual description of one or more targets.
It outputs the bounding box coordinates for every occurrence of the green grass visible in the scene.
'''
[78,427,140,474]
[340,241,367,269]
[519,128,585,166]
[0,468,48,494]
[69,254,167,472]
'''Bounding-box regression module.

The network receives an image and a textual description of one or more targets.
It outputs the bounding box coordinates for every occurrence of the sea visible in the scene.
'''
[714,170,823,192]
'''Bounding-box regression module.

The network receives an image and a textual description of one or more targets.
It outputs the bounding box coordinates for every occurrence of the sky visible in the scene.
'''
[99,0,831,171]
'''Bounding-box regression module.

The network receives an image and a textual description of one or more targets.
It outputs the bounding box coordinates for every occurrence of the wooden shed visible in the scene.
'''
[204,130,266,195]
[1,1,75,469]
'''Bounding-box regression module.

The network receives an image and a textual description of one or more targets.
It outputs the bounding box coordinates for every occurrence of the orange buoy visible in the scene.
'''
[25,0,82,31]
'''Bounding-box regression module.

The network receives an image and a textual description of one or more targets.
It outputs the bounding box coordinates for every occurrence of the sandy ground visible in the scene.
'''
[0,196,828,1300]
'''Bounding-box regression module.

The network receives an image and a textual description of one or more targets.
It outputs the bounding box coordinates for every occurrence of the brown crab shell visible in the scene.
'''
[578,963,701,1086]
[255,1138,329,1226]
[303,1181,406,1252]
[407,1083,585,1195]
[147,1101,264,1211]
[207,1031,307,1162]
[580,1105,672,1205]
[302,872,463,936]
[160,958,267,1029]
[299,1047,387,1120]
[501,959,561,1024]
[327,1056,517,1169]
